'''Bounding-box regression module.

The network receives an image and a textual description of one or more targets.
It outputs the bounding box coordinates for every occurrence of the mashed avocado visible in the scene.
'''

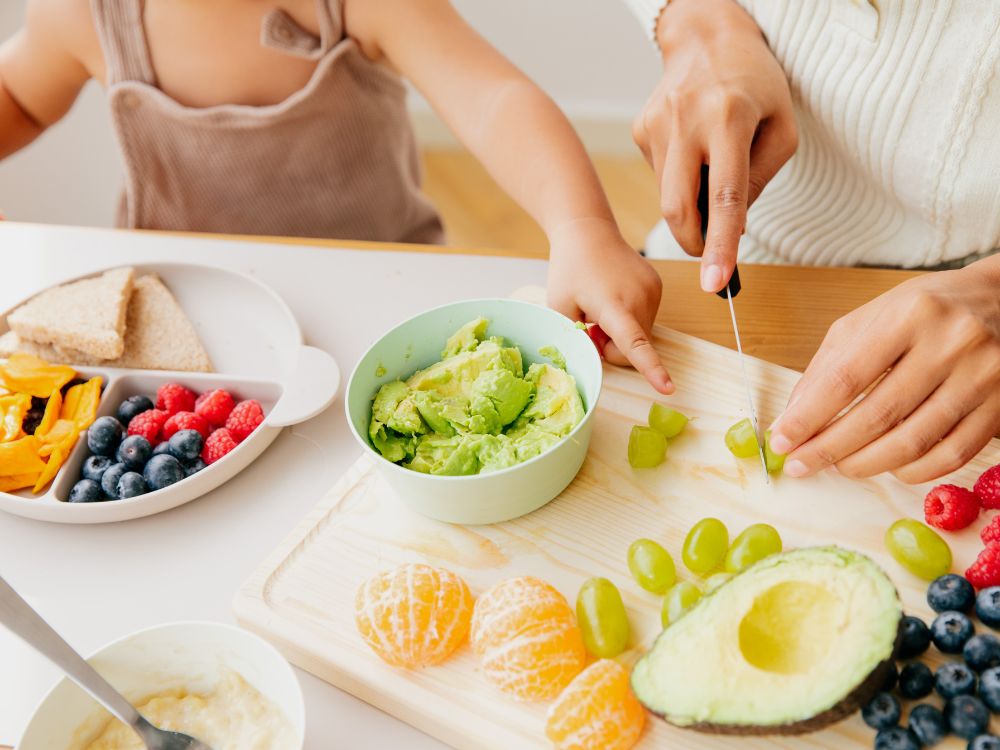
[368,318,585,475]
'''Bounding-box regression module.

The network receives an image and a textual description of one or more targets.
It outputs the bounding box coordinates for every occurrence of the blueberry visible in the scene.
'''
[862,692,901,730]
[965,633,1000,673]
[937,662,978,698]
[182,457,207,477]
[167,429,203,462]
[899,662,935,699]
[152,441,172,456]
[68,479,103,503]
[116,472,147,499]
[881,661,899,693]
[978,666,1000,712]
[875,727,921,750]
[976,587,1000,629]
[969,735,1000,750]
[928,574,975,613]
[81,455,112,483]
[116,395,154,427]
[87,416,124,457]
[908,703,947,746]
[932,611,975,654]
[898,615,933,659]
[100,463,128,499]
[946,695,991,740]
[116,435,151,471]
[143,454,184,491]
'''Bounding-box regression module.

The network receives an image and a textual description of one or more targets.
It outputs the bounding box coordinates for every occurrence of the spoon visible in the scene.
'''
[0,575,213,750]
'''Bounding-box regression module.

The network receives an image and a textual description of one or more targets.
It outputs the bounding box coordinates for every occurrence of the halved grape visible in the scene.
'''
[576,577,630,658]
[661,581,702,627]
[764,430,786,474]
[628,425,667,468]
[628,538,676,594]
[885,519,952,581]
[724,418,760,459]
[648,403,689,438]
[725,523,783,573]
[682,517,729,574]
[704,572,733,591]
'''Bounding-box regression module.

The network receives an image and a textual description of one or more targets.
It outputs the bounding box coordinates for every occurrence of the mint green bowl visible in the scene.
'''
[346,298,603,525]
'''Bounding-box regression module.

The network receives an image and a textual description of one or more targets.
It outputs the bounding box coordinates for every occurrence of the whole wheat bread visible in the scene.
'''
[7,267,134,359]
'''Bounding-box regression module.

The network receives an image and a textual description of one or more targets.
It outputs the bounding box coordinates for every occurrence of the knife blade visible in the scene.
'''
[698,166,770,483]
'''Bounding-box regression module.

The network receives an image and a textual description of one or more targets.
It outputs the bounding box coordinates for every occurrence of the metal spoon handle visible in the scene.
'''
[0,576,143,730]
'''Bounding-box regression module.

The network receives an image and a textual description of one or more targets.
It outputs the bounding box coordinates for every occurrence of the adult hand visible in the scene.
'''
[547,218,673,394]
[633,0,797,293]
[769,259,1000,483]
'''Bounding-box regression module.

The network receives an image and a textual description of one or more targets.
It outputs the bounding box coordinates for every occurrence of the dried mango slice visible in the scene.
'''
[0,352,76,398]
[33,446,66,494]
[38,419,78,457]
[0,472,40,493]
[70,377,102,430]
[61,383,82,421]
[0,436,45,475]
[0,392,32,442]
[36,388,62,437]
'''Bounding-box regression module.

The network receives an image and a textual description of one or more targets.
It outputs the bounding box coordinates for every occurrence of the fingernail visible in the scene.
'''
[701,264,722,292]
[783,459,808,478]
[769,434,793,455]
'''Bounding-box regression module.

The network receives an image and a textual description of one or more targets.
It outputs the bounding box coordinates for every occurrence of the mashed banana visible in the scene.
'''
[82,671,295,750]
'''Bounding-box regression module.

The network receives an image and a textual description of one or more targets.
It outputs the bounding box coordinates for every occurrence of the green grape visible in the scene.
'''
[764,430,786,474]
[704,572,733,591]
[725,523,783,573]
[576,577,630,658]
[661,581,702,627]
[627,538,676,594]
[628,425,667,468]
[885,519,953,581]
[724,418,760,459]
[682,517,729,574]
[648,403,689,438]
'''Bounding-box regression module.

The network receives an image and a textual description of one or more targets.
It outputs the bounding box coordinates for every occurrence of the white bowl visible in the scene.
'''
[18,621,305,749]
[345,298,603,525]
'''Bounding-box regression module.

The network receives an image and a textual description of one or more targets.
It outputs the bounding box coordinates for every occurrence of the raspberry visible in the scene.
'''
[225,400,264,442]
[126,408,169,446]
[975,466,1000,510]
[966,542,1000,590]
[983,515,1000,545]
[195,389,235,426]
[162,411,210,440]
[155,383,197,416]
[202,428,238,464]
[925,484,980,531]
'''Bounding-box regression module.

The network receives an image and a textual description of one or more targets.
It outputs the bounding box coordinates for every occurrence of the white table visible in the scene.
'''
[0,222,547,749]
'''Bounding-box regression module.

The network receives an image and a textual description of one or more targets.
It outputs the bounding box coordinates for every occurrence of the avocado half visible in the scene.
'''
[631,547,902,735]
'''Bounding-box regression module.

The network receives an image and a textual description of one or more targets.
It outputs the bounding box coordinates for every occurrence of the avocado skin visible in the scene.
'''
[632,547,904,736]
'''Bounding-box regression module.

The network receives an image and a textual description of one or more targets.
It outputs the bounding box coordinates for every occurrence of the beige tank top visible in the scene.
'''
[90,0,444,244]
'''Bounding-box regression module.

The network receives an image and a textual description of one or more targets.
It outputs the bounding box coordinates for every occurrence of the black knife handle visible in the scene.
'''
[697,164,741,300]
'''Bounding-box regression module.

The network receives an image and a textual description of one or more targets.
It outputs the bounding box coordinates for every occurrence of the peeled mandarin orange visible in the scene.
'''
[470,576,586,701]
[545,659,645,750]
[354,563,473,668]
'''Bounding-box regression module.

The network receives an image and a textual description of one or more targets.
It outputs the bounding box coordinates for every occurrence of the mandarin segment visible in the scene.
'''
[355,563,473,668]
[545,659,645,750]
[471,576,586,701]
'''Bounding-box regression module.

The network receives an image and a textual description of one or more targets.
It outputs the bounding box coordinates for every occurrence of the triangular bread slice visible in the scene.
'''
[7,267,134,360]
[1,275,213,372]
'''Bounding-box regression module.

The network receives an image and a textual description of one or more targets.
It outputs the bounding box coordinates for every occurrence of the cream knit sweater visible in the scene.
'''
[625,0,1000,268]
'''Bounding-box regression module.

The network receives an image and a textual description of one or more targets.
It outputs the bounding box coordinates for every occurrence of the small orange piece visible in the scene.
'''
[471,576,586,701]
[355,563,474,668]
[545,659,645,750]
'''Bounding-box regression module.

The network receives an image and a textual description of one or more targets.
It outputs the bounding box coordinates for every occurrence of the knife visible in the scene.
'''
[698,166,769,483]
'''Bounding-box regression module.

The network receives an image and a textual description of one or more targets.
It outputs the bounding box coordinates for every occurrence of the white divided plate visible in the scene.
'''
[0,263,340,524]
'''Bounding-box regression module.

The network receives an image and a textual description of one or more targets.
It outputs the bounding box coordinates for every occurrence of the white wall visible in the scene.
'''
[0,0,659,228]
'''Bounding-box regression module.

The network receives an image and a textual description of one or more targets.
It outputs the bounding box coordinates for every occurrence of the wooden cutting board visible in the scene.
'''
[234,304,1000,749]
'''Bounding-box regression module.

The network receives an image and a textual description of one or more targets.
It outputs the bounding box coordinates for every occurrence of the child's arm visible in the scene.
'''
[0,0,93,159]
[346,0,673,394]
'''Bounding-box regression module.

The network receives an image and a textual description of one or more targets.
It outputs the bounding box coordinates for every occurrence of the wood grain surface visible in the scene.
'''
[234,320,996,750]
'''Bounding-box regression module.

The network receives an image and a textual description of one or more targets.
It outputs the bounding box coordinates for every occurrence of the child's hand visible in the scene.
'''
[547,218,673,394]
